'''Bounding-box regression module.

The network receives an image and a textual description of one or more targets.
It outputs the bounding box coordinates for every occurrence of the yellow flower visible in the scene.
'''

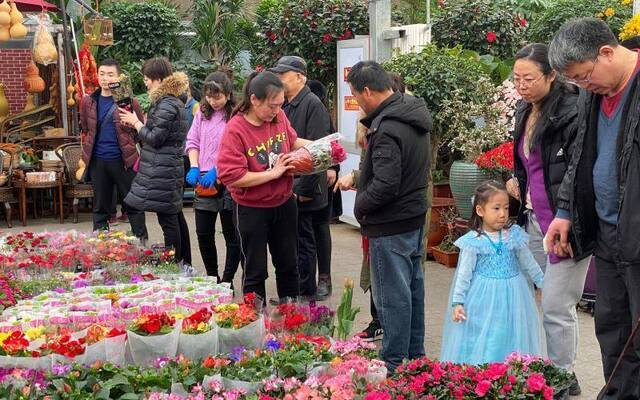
[197,322,208,332]
[0,332,9,345]
[173,313,185,320]
[623,0,632,5]
[604,7,615,17]
[25,326,45,341]
[619,14,640,40]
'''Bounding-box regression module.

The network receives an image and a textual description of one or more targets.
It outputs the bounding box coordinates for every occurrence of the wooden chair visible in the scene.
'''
[13,168,64,226]
[0,151,19,227]
[55,143,93,223]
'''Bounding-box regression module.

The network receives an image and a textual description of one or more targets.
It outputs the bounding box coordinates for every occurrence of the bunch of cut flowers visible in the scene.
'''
[288,133,347,175]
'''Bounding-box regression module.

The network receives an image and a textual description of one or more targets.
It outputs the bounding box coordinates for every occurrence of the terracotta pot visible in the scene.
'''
[432,247,459,268]
[433,182,452,198]
[427,197,456,254]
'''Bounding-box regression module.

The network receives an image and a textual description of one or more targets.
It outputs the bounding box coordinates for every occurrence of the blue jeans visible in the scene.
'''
[369,227,425,372]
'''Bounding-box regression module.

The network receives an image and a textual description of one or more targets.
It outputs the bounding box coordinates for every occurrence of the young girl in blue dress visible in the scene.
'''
[440,180,544,365]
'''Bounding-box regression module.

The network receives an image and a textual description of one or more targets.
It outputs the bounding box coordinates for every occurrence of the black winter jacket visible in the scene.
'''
[283,86,331,211]
[355,92,432,237]
[556,74,640,265]
[513,85,584,256]
[125,72,189,214]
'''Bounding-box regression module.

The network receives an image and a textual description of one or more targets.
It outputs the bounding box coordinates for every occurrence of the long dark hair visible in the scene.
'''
[514,43,575,147]
[200,71,235,121]
[232,71,284,118]
[468,180,512,233]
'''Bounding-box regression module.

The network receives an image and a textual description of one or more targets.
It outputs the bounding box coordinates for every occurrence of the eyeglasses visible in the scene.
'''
[565,58,599,86]
[511,74,545,89]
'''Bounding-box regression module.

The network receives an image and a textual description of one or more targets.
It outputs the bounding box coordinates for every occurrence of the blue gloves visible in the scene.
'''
[185,167,200,186]
[200,168,217,188]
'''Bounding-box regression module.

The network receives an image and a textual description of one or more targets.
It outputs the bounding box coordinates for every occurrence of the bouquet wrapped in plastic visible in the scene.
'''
[288,133,347,175]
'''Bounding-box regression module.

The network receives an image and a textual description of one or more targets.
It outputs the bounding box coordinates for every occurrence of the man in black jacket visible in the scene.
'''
[270,56,333,300]
[345,61,432,372]
[547,18,640,399]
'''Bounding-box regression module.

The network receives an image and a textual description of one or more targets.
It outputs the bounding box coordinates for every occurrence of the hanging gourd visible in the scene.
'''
[9,21,27,38]
[9,1,22,24]
[67,82,75,107]
[0,83,9,122]
[0,0,9,13]
[0,10,9,26]
[33,15,57,65]
[23,61,45,93]
[0,26,8,41]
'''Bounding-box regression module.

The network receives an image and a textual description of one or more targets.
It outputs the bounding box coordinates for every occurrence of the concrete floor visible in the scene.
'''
[1,207,604,398]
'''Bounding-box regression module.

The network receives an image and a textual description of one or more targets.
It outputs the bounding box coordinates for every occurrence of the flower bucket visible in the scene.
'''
[218,316,266,354]
[449,161,491,219]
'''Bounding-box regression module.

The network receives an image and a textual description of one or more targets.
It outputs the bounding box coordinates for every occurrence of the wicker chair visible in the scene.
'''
[55,144,93,223]
[0,151,19,227]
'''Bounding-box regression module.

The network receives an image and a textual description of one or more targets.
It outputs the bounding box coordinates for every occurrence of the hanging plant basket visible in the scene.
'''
[83,17,113,46]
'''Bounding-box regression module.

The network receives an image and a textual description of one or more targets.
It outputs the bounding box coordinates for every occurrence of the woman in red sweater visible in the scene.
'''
[217,71,309,302]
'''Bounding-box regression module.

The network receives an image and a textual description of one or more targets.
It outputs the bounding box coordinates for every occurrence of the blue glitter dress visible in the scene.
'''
[440,224,544,365]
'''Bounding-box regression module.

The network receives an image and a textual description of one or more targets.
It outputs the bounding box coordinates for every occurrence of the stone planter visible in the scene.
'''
[449,161,491,219]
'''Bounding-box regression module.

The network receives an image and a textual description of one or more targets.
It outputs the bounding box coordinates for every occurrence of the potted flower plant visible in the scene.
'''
[127,311,179,366]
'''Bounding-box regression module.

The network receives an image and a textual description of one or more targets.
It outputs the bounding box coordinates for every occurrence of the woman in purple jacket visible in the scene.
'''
[185,72,241,283]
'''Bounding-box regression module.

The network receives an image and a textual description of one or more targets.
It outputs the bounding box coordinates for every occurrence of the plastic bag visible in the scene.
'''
[288,133,347,175]
[0,355,51,371]
[177,325,218,360]
[126,324,180,366]
[32,15,58,66]
[217,316,265,354]
[221,376,264,394]
[104,333,127,365]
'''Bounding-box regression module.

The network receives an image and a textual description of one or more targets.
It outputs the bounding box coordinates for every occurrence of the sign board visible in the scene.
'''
[336,37,369,226]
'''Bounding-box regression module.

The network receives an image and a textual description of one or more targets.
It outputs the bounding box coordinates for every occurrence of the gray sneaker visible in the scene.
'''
[316,276,332,300]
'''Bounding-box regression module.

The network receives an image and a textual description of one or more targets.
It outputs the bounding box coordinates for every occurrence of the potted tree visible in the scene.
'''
[431,206,460,268]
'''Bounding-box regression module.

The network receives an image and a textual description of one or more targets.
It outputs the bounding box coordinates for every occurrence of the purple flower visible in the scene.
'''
[265,338,281,352]
[153,357,171,369]
[72,280,89,289]
[53,287,67,294]
[229,346,245,362]
[52,363,72,376]
[130,274,143,283]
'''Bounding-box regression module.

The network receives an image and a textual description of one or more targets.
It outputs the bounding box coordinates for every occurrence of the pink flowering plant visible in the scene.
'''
[493,79,522,133]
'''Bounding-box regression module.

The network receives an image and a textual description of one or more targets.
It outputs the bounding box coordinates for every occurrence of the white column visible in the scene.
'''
[635,0,640,16]
[368,0,392,62]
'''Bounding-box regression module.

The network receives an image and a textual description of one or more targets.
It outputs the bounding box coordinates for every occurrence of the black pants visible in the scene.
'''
[595,220,640,400]
[195,208,242,280]
[313,194,332,277]
[156,211,191,264]
[370,292,378,321]
[234,197,299,300]
[89,158,147,239]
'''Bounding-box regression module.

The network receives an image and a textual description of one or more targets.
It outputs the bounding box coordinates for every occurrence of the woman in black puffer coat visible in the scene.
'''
[118,57,191,265]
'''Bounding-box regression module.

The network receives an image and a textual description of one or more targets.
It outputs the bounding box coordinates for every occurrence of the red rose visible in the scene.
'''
[322,33,333,43]
[520,17,527,26]
[486,31,497,43]
[303,9,310,18]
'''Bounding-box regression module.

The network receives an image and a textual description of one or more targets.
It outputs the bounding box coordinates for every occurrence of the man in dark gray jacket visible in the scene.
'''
[270,56,333,300]
[547,18,640,399]
[344,61,432,372]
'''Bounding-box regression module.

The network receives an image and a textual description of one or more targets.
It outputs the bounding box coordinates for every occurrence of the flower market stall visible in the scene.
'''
[0,230,574,399]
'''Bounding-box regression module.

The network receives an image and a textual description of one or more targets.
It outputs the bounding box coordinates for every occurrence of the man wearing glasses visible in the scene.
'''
[547,18,640,399]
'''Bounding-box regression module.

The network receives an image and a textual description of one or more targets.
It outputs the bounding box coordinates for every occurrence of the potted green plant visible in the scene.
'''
[439,78,511,219]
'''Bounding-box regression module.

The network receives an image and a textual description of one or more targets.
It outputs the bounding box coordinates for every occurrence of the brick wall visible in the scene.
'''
[0,49,31,114]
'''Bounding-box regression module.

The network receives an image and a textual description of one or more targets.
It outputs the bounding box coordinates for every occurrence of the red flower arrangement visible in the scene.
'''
[0,331,31,356]
[40,334,86,358]
[182,308,213,334]
[130,312,176,336]
[213,294,260,329]
[85,324,126,345]
[475,141,514,174]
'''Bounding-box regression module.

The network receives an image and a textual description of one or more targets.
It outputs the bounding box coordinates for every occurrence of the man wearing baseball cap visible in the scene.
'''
[269,56,334,302]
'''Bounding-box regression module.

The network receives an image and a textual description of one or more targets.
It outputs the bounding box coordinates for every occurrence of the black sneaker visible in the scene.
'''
[356,320,383,342]
[569,373,581,396]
